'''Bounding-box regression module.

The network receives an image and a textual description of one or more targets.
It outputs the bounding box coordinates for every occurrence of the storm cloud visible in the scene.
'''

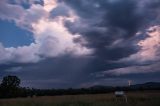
[0,0,160,88]
[62,0,160,61]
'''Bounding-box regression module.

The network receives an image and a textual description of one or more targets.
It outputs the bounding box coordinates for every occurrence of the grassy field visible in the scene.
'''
[0,91,160,106]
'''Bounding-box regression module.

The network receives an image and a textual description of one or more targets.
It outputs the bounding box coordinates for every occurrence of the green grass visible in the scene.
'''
[0,91,160,106]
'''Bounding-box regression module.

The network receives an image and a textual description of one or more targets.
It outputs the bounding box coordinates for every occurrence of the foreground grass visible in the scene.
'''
[0,91,160,106]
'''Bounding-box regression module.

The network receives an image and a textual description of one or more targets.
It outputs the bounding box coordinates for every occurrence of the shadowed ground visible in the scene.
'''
[0,91,160,106]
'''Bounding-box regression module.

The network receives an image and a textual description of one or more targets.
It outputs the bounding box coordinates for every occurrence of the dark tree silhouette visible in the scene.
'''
[0,75,21,98]
[1,75,20,88]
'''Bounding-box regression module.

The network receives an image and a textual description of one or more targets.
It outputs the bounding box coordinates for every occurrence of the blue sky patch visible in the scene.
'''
[0,20,34,47]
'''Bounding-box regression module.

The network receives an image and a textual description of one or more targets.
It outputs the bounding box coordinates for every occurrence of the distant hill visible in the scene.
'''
[88,82,160,91]
[130,82,160,90]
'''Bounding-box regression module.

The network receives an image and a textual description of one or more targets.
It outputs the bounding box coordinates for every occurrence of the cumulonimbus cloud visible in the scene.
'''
[0,0,92,64]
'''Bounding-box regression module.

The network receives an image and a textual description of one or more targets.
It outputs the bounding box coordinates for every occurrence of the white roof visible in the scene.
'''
[115,91,124,95]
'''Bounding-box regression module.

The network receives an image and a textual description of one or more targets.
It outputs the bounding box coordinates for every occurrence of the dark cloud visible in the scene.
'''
[1,0,160,88]
[62,0,142,61]
[0,55,129,88]
[0,56,93,88]
[102,0,143,37]
[62,0,160,61]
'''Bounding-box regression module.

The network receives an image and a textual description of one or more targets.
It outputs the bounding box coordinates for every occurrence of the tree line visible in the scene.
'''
[0,75,115,98]
[0,75,160,98]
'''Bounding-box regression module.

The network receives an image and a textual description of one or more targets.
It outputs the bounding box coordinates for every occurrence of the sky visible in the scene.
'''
[0,0,160,89]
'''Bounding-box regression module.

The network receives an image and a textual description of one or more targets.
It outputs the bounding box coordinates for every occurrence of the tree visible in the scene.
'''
[0,75,21,98]
[1,75,20,88]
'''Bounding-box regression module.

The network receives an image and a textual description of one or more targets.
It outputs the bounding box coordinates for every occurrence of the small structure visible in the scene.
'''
[114,91,128,103]
[115,91,125,97]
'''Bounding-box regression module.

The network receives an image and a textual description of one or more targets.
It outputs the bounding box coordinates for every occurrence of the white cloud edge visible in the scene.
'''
[0,0,93,64]
[117,25,160,63]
